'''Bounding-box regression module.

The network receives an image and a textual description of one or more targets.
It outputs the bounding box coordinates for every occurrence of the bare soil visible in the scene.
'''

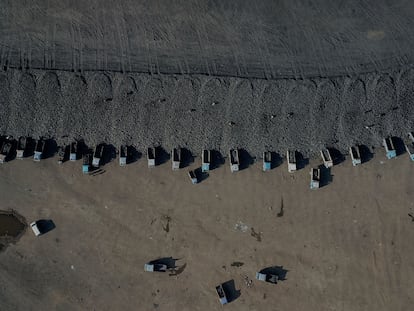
[0,152,413,310]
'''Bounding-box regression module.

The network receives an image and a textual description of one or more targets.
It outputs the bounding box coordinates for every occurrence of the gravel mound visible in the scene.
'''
[1,68,413,158]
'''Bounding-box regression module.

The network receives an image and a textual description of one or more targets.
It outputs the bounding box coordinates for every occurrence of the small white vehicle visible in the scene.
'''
[349,146,361,166]
[30,221,42,236]
[147,147,156,168]
[172,148,181,170]
[320,149,333,168]
[310,168,320,190]
[57,146,65,164]
[215,284,228,305]
[287,150,296,172]
[0,141,11,164]
[256,272,278,284]
[33,139,45,162]
[202,149,211,172]
[229,149,239,173]
[188,170,198,184]
[144,263,167,272]
[406,132,414,162]
[383,137,396,159]
[16,136,26,159]
[263,151,271,171]
[119,145,127,166]
[69,142,77,161]
[92,144,104,168]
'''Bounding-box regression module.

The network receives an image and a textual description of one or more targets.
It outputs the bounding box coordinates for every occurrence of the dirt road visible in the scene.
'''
[1,1,414,79]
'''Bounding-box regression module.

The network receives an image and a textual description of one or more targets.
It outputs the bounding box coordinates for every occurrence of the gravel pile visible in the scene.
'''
[1,68,413,158]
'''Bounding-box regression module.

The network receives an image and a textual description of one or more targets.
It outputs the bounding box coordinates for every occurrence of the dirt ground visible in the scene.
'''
[0,151,413,311]
[1,0,414,79]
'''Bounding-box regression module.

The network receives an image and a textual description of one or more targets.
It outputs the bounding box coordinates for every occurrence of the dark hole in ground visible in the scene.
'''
[0,210,26,252]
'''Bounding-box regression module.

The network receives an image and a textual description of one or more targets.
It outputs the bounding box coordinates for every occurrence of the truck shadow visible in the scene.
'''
[43,138,57,159]
[156,146,170,166]
[392,136,406,156]
[319,164,333,187]
[36,219,56,235]
[222,279,240,303]
[359,145,373,163]
[239,149,254,170]
[327,147,344,165]
[270,152,283,169]
[126,145,141,164]
[194,167,209,183]
[101,144,116,166]
[148,257,179,269]
[180,148,194,168]
[210,150,225,170]
[296,151,309,170]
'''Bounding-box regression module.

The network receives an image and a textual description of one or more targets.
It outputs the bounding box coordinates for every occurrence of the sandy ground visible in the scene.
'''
[0,151,413,311]
[1,1,414,79]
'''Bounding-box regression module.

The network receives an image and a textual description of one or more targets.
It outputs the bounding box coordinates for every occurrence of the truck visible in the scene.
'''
[172,148,181,170]
[202,149,211,172]
[119,145,127,166]
[263,151,271,171]
[144,263,167,272]
[16,136,26,159]
[69,142,77,161]
[0,141,12,163]
[256,271,278,284]
[383,137,396,159]
[229,149,239,173]
[215,284,228,305]
[57,146,65,164]
[188,170,198,184]
[320,149,333,168]
[405,132,414,161]
[147,147,156,168]
[310,168,320,190]
[82,153,91,174]
[92,144,104,168]
[33,138,45,162]
[349,146,361,166]
[287,150,296,172]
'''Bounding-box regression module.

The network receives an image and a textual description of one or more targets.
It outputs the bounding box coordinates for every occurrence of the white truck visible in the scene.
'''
[229,149,239,173]
[287,150,297,172]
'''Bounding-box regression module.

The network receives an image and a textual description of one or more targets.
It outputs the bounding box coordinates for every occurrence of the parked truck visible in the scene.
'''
[383,137,396,159]
[287,150,296,172]
[263,151,271,171]
[349,146,361,166]
[16,136,26,159]
[147,147,156,168]
[405,132,414,161]
[202,149,211,172]
[172,148,181,170]
[229,149,239,173]
[119,145,127,166]
[310,168,320,190]
[33,138,45,162]
[0,141,12,163]
[320,149,333,168]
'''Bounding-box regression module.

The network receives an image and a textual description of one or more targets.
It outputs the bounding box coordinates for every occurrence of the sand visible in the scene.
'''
[0,152,413,310]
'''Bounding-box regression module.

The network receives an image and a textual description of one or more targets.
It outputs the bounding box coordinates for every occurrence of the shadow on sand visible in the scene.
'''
[222,279,240,303]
